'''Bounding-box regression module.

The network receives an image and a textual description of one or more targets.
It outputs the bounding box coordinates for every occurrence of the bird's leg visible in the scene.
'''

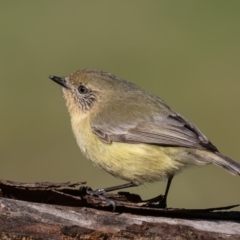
[145,176,173,208]
[81,182,137,210]
[158,176,173,208]
[91,182,137,194]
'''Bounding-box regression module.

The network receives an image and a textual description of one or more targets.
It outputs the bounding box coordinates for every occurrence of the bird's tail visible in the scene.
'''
[195,150,240,176]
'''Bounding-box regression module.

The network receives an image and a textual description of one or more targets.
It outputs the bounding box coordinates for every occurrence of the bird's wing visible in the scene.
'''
[91,106,218,152]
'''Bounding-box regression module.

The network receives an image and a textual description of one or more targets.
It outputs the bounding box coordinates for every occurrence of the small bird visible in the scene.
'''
[49,69,240,208]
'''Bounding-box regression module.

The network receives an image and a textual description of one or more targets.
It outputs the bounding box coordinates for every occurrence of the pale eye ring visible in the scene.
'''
[78,85,88,94]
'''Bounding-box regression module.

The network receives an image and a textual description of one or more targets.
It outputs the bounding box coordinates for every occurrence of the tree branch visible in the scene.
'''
[0,179,239,239]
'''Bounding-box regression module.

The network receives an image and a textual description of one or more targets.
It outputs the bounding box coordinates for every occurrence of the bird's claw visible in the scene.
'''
[145,194,167,208]
[80,186,116,211]
[86,188,106,196]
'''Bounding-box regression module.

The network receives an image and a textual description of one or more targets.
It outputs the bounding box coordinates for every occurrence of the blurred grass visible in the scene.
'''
[0,1,239,210]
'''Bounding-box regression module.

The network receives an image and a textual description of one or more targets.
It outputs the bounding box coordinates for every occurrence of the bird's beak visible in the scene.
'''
[49,75,70,89]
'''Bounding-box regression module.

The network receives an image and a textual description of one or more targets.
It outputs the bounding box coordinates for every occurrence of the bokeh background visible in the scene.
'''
[1,1,240,210]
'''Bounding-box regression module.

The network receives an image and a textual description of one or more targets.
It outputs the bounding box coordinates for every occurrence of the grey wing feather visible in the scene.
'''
[91,110,218,152]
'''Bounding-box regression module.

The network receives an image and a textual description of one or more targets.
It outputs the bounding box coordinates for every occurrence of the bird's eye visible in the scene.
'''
[78,85,88,94]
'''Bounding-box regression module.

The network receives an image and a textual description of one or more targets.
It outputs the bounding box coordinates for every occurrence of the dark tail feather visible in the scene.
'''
[214,152,240,176]
[196,151,240,176]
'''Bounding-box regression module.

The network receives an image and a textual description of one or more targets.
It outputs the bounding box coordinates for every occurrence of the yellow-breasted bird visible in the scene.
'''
[49,69,240,208]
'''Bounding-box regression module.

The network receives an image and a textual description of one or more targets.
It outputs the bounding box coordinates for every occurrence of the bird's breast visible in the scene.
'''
[70,115,193,184]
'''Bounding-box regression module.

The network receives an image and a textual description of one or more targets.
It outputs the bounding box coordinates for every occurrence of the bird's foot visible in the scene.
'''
[158,198,167,208]
[145,194,167,208]
[79,186,116,211]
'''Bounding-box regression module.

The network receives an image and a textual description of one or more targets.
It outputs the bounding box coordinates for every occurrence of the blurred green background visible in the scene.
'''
[0,1,239,210]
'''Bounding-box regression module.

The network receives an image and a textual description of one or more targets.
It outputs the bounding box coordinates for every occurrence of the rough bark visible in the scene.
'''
[0,180,239,239]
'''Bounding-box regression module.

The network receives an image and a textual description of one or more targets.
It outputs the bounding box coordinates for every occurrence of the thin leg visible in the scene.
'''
[158,176,173,208]
[96,182,137,193]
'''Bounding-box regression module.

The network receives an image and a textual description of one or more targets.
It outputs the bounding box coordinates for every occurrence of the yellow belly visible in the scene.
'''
[71,116,201,185]
[88,140,186,184]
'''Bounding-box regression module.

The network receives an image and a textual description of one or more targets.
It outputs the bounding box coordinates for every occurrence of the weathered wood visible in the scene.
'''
[0,180,239,239]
